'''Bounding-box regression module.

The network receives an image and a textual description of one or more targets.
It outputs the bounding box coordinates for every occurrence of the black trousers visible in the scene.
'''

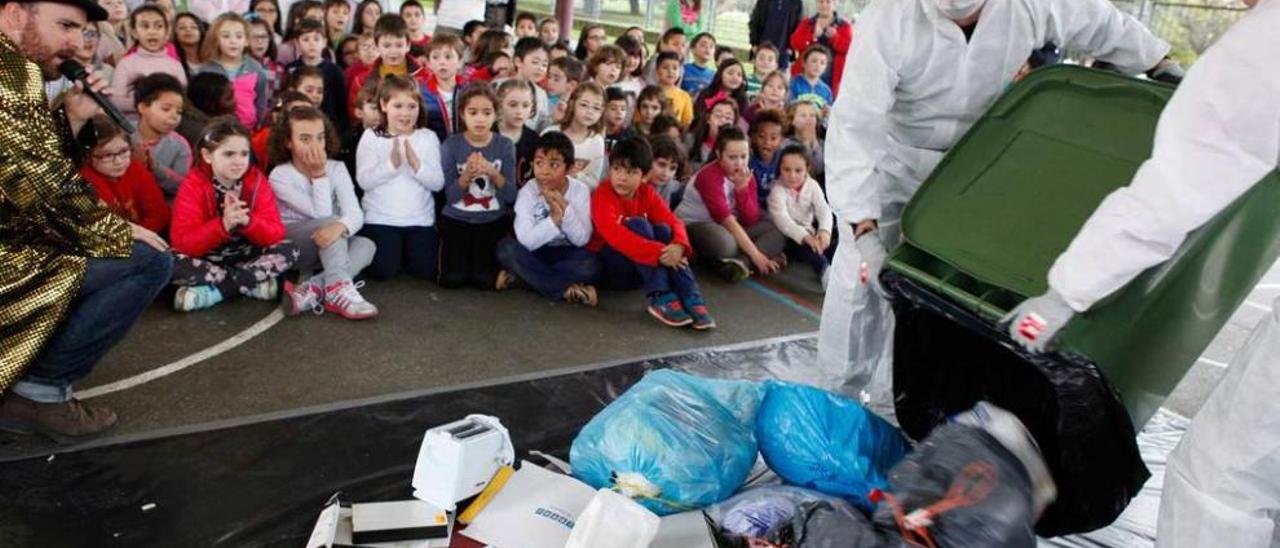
[437,215,512,289]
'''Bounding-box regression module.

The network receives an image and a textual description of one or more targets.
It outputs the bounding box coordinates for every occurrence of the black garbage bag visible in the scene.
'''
[784,502,904,548]
[884,270,1148,536]
[869,422,1039,547]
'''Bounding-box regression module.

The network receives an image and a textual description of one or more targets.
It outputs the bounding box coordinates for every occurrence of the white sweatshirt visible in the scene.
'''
[768,177,834,244]
[355,128,446,227]
[513,177,593,251]
[269,160,365,236]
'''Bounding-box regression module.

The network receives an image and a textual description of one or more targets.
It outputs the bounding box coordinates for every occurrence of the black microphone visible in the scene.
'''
[57,59,135,134]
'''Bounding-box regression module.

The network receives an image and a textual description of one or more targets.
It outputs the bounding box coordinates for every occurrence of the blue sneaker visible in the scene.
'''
[683,294,716,331]
[647,292,692,327]
[174,285,224,312]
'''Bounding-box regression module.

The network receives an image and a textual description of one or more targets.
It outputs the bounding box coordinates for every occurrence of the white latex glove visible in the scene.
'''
[1003,289,1076,353]
[854,229,888,295]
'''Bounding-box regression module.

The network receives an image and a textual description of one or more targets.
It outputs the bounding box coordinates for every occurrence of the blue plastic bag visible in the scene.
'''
[756,382,911,511]
[570,370,764,515]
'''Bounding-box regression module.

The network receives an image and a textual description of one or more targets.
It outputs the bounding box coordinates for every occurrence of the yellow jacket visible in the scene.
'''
[0,32,131,389]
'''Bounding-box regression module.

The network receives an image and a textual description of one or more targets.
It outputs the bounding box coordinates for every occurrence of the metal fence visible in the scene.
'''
[524,0,1249,65]
[1142,2,1248,65]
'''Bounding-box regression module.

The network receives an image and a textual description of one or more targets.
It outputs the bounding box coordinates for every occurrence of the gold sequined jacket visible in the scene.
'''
[0,32,131,390]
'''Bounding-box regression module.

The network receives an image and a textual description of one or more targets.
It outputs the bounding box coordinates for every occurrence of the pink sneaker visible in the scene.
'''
[324,279,379,320]
[283,278,324,316]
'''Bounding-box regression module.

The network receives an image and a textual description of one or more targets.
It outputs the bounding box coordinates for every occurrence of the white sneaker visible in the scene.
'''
[283,278,324,316]
[174,285,224,312]
[324,279,379,320]
[245,279,279,301]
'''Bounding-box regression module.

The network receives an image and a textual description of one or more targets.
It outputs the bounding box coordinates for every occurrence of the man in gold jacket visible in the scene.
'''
[0,0,172,441]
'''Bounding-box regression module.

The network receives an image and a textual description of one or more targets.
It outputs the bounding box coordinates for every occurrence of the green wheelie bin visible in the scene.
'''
[880,65,1280,536]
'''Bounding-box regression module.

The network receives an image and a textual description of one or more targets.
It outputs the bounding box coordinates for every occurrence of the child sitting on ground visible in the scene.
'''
[269,105,379,319]
[169,118,299,312]
[81,114,170,233]
[675,125,785,282]
[355,75,445,281]
[438,84,518,289]
[768,143,833,286]
[589,137,715,330]
[495,131,601,304]
[133,73,193,199]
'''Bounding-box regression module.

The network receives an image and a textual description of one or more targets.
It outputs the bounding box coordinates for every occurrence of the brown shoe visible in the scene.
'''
[563,284,598,307]
[495,269,516,291]
[0,392,118,443]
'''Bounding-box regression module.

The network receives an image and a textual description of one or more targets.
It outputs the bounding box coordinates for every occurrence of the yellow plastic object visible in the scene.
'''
[457,465,515,525]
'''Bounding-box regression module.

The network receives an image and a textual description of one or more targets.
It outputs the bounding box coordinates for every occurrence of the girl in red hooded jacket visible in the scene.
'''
[169,117,299,312]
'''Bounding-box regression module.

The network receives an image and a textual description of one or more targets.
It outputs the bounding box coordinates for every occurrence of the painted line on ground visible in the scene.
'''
[1196,356,1229,369]
[1254,283,1280,290]
[2,332,818,462]
[1243,300,1274,313]
[78,308,285,400]
[744,279,822,321]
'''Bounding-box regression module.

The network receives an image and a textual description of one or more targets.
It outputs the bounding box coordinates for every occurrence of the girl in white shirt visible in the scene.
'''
[768,143,833,285]
[354,75,446,282]
[270,106,379,319]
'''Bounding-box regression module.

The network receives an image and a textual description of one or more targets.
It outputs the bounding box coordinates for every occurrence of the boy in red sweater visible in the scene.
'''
[589,137,715,330]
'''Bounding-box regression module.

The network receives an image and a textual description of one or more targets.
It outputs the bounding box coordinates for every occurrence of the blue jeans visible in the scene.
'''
[785,239,831,275]
[12,243,174,403]
[495,238,602,301]
[598,218,701,299]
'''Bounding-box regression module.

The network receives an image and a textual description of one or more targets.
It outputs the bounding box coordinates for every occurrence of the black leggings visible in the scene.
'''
[437,215,511,289]
[358,224,439,281]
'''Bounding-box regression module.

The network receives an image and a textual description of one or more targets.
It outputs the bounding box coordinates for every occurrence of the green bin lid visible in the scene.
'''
[899,66,1173,300]
[887,65,1280,427]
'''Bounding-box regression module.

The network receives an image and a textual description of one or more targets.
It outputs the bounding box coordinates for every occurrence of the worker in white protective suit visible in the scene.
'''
[818,0,1178,421]
[1005,0,1280,544]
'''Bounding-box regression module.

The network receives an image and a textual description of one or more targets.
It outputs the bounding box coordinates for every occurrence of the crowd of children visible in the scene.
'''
[64,1,842,331]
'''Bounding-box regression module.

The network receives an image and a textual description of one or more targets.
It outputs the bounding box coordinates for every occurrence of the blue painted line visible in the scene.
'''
[745,280,822,321]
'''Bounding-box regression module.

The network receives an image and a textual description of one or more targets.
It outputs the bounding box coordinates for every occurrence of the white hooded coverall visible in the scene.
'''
[818,0,1169,419]
[1041,0,1280,544]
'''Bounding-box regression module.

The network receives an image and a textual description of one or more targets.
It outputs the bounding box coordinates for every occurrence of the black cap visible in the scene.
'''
[13,0,110,22]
